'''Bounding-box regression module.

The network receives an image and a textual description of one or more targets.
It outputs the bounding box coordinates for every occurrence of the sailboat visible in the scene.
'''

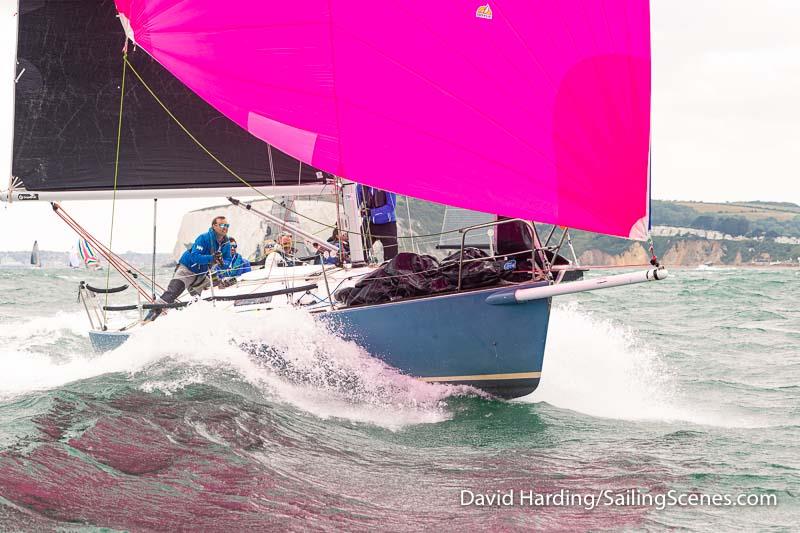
[30,240,41,268]
[78,238,102,270]
[68,247,82,269]
[3,0,667,398]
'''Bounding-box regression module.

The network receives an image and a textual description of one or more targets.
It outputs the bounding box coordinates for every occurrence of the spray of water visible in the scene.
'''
[2,300,771,429]
[0,304,471,429]
[526,302,679,419]
[526,302,773,428]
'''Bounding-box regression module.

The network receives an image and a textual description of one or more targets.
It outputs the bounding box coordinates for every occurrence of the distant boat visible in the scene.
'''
[68,247,82,269]
[30,240,41,268]
[78,239,102,270]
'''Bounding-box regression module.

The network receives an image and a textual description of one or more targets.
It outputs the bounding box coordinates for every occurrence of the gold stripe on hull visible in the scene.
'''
[419,371,542,383]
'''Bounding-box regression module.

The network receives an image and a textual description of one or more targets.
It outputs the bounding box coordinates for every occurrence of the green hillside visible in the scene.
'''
[395,199,800,264]
[653,200,800,237]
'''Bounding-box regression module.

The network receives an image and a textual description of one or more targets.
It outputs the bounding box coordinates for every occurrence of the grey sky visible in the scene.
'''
[1,0,799,252]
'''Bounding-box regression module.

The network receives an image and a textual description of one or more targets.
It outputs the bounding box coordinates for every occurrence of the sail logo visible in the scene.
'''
[476,4,493,19]
[16,193,39,200]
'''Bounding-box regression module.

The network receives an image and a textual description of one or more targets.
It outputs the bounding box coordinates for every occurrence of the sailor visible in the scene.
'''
[144,216,232,321]
[274,232,302,266]
[278,233,296,256]
[357,184,398,261]
[321,225,350,264]
[313,242,338,265]
[220,237,251,278]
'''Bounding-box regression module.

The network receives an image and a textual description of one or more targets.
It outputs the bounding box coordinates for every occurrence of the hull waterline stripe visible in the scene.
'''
[419,371,541,382]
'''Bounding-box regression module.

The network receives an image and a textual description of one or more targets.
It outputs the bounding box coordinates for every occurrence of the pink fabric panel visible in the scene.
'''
[116,0,651,238]
[247,113,318,167]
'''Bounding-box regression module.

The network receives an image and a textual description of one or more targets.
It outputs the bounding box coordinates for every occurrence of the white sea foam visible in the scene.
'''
[0,347,130,399]
[525,302,773,428]
[0,303,462,429]
[123,304,461,429]
[0,311,86,340]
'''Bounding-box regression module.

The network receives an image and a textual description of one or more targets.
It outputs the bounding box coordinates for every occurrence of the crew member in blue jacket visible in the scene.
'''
[144,215,232,321]
[357,184,398,261]
[220,237,251,278]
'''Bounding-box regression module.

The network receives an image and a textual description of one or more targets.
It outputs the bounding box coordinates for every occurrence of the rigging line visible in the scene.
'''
[54,203,165,297]
[104,52,127,324]
[404,195,420,254]
[268,144,276,189]
[56,210,133,283]
[334,177,344,264]
[359,191,374,263]
[152,198,157,299]
[55,210,149,302]
[122,58,464,242]
[123,57,336,231]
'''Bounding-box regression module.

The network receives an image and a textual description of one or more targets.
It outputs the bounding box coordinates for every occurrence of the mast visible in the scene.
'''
[339,180,366,264]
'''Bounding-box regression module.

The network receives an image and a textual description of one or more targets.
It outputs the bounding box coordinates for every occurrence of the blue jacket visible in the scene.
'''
[221,253,252,278]
[179,228,231,275]
[357,185,397,225]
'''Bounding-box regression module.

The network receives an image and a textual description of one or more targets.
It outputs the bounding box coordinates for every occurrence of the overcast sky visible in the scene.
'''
[1,0,799,252]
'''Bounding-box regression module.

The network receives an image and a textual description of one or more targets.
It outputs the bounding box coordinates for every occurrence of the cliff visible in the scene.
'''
[578,240,726,267]
[173,198,338,261]
[660,240,726,266]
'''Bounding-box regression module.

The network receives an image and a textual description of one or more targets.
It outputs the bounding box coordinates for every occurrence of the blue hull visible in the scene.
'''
[89,283,552,399]
[89,330,130,352]
[324,282,551,399]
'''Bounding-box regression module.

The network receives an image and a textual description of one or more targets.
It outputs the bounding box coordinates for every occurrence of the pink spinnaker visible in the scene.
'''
[115,1,651,239]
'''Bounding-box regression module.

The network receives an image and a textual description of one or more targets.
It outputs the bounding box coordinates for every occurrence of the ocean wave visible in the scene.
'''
[523,303,782,429]
[1,304,474,430]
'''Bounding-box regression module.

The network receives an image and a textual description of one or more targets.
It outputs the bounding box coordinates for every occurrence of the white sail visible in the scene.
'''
[30,241,41,267]
[68,247,81,268]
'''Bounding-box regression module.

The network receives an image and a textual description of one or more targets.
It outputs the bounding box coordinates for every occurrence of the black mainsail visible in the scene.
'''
[9,0,327,198]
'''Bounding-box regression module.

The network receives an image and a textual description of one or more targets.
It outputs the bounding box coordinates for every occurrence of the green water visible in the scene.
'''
[0,266,797,531]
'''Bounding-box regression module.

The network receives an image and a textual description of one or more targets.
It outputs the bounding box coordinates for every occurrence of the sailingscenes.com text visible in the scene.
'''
[459,488,778,511]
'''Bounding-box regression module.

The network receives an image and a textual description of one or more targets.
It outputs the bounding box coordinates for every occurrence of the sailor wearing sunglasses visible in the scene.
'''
[144,215,232,322]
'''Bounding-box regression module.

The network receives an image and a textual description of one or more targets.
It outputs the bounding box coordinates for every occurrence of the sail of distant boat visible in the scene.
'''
[78,239,101,269]
[30,240,41,267]
[68,247,81,269]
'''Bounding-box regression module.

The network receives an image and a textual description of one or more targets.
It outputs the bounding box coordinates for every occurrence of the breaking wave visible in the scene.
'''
[0,304,474,429]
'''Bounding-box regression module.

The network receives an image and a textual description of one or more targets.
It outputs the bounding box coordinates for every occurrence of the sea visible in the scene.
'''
[0,265,797,531]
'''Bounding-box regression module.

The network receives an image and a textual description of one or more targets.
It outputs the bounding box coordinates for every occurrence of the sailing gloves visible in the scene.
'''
[213,251,224,266]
